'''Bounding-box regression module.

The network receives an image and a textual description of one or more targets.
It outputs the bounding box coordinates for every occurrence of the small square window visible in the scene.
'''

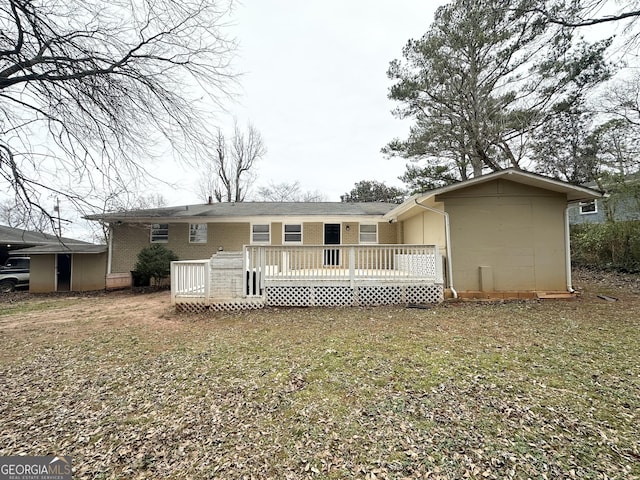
[189,223,207,243]
[284,224,302,243]
[151,224,168,243]
[359,224,378,244]
[579,201,597,214]
[252,224,270,244]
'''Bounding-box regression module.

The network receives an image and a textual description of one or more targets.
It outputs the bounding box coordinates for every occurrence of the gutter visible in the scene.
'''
[413,199,458,299]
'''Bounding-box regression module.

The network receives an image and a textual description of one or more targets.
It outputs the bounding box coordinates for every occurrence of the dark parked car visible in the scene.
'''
[0,256,30,292]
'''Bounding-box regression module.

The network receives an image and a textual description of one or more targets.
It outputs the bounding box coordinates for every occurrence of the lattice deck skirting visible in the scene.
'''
[174,284,443,311]
[174,299,265,313]
[265,284,444,307]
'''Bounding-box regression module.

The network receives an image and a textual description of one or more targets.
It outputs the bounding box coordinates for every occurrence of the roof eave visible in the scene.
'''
[385,169,603,219]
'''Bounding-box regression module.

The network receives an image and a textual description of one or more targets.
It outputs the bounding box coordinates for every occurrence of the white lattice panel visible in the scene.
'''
[356,286,401,305]
[266,286,312,306]
[264,284,444,307]
[405,285,444,304]
[175,299,265,313]
[394,254,437,277]
[313,286,353,306]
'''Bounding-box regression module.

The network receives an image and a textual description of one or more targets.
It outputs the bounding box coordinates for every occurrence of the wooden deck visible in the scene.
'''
[171,245,445,310]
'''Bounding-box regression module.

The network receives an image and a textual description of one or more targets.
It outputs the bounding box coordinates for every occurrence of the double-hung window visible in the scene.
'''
[150,224,168,243]
[359,224,378,244]
[252,224,270,244]
[579,200,597,214]
[189,223,207,244]
[283,224,302,243]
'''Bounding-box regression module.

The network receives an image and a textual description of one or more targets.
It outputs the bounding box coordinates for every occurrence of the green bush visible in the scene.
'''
[133,244,179,286]
[571,221,640,272]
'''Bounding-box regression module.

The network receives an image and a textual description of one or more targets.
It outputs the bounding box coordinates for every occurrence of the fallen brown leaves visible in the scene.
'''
[0,272,639,479]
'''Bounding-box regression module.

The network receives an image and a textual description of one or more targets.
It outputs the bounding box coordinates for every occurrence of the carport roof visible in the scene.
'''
[0,224,90,247]
[10,243,107,255]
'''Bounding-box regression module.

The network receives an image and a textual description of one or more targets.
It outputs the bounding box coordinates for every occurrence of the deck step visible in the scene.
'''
[536,292,577,300]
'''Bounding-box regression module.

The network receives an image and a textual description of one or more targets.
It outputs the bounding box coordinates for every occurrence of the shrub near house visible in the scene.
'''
[133,244,178,287]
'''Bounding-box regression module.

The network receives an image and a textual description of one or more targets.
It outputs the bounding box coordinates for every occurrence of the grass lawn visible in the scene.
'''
[0,270,638,479]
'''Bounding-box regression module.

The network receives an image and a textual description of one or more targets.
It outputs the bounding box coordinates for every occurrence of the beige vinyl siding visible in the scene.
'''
[439,179,567,292]
[302,222,323,245]
[111,222,251,274]
[111,219,396,274]
[377,222,398,245]
[271,222,283,245]
[342,223,358,244]
[71,253,107,291]
[28,255,56,293]
[27,253,106,292]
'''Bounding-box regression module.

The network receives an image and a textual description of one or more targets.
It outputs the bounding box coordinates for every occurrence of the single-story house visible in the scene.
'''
[86,169,602,309]
[568,176,640,224]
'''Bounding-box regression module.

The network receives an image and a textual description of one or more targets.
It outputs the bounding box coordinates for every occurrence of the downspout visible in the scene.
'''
[107,223,113,275]
[413,199,458,299]
[564,206,574,293]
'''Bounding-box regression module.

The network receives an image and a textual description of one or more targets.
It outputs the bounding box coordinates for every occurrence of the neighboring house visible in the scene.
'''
[568,177,640,224]
[1,224,107,293]
[86,169,602,309]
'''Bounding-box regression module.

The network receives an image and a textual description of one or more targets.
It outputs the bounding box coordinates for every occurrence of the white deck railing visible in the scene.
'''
[243,244,442,296]
[171,259,210,304]
[171,245,443,304]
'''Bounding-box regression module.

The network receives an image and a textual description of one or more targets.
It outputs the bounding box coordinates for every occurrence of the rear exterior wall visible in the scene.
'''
[110,221,398,274]
[28,253,107,292]
[439,179,568,292]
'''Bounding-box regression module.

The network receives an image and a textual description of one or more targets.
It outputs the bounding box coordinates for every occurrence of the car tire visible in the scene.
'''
[0,279,16,293]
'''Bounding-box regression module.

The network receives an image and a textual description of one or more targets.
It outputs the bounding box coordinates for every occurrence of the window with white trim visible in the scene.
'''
[189,223,207,243]
[359,224,378,244]
[283,224,302,243]
[252,224,270,244]
[579,201,597,214]
[150,224,168,243]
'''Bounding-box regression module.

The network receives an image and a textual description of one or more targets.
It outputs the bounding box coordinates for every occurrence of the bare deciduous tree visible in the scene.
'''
[198,123,266,202]
[0,0,236,224]
[0,198,54,232]
[255,181,327,202]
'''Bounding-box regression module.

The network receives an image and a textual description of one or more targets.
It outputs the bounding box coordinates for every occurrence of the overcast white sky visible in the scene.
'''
[63,0,631,239]
[160,0,449,205]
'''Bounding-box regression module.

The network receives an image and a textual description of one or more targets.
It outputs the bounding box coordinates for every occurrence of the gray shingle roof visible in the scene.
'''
[86,202,397,221]
[0,224,92,246]
[10,243,107,255]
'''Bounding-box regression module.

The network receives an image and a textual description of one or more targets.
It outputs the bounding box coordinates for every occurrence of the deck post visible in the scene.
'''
[242,246,249,296]
[349,246,355,288]
[259,247,266,295]
[204,259,211,306]
[170,261,176,304]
